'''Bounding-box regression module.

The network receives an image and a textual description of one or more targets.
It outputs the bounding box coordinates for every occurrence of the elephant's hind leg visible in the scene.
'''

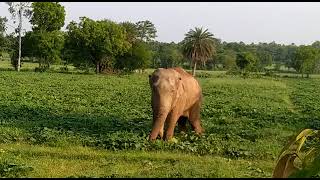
[189,101,204,135]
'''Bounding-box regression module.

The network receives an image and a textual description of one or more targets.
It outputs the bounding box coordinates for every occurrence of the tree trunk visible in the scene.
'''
[17,6,22,72]
[96,62,100,74]
[192,61,197,76]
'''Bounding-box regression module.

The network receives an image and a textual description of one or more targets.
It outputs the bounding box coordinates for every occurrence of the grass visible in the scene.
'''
[0,143,273,178]
[0,62,319,177]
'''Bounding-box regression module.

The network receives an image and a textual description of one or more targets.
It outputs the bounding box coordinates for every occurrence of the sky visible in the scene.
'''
[1,2,320,45]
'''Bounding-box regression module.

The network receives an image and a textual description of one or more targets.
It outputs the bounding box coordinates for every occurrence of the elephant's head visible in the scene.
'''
[148,68,183,140]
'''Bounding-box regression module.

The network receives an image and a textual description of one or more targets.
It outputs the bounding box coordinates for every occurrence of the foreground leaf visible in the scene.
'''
[273,153,299,178]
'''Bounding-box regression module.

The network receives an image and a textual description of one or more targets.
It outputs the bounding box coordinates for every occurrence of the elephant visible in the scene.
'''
[148,67,204,141]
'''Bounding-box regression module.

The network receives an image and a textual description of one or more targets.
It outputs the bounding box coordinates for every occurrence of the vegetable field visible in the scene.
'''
[0,71,319,177]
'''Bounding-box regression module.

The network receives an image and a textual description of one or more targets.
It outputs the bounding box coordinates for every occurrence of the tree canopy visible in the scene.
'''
[293,46,320,77]
[30,2,66,32]
[24,2,66,69]
[182,27,216,76]
[64,17,131,73]
[136,20,157,42]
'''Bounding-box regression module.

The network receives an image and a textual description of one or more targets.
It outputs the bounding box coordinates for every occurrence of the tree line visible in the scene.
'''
[1,2,320,77]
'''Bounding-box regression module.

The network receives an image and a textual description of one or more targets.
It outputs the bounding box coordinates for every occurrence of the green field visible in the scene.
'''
[0,68,319,177]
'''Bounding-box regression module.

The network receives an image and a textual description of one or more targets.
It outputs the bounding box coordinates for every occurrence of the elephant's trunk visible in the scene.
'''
[149,92,172,141]
[149,108,170,140]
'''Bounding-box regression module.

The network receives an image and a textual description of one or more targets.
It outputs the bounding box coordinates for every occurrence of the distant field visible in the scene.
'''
[0,69,319,177]
[0,60,77,72]
[2,60,319,79]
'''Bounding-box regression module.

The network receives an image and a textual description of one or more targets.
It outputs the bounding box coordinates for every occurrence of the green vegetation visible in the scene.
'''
[0,68,319,177]
[135,20,157,43]
[64,17,131,74]
[0,143,272,178]
[22,2,65,70]
[236,51,258,72]
[1,1,320,178]
[292,46,320,78]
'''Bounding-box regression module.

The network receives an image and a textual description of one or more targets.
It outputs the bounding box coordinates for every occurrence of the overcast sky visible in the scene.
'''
[1,2,320,45]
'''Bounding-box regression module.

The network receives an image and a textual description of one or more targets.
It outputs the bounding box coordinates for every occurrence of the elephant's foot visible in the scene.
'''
[194,127,204,136]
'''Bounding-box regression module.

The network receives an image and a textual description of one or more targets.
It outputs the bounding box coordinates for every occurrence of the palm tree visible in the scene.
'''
[182,27,215,76]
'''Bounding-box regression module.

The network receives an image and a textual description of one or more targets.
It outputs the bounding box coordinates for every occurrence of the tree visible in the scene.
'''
[182,27,215,76]
[24,30,65,68]
[25,2,66,69]
[311,41,320,49]
[166,45,183,68]
[220,50,237,70]
[0,17,8,54]
[0,16,7,35]
[224,41,247,53]
[285,44,298,69]
[115,41,152,72]
[146,41,161,68]
[136,20,157,42]
[157,43,183,68]
[30,2,65,32]
[223,55,237,70]
[256,50,273,71]
[236,51,258,72]
[64,17,131,73]
[311,41,320,74]
[293,46,319,78]
[6,2,31,71]
[120,21,138,44]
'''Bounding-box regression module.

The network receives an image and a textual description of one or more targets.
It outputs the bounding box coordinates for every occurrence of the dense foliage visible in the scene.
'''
[30,2,65,32]
[64,17,131,73]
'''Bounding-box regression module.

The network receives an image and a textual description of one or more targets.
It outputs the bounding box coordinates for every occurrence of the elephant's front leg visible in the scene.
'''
[159,122,165,139]
[164,108,182,141]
